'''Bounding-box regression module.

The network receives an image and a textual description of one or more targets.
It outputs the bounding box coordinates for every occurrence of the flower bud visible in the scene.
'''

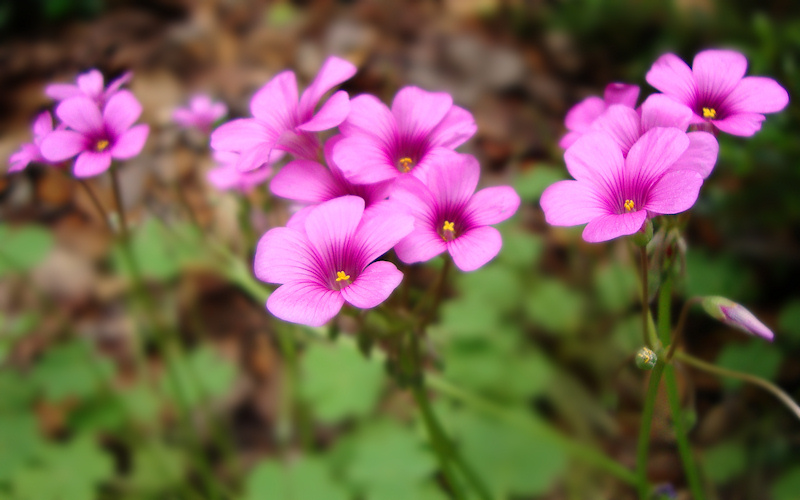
[700,296,774,341]
[636,347,657,370]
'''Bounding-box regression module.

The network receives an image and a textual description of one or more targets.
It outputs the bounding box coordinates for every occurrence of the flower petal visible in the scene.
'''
[564,96,606,133]
[558,131,582,150]
[297,56,357,118]
[646,170,703,215]
[390,175,438,222]
[103,90,142,136]
[110,124,149,159]
[394,227,447,264]
[693,49,747,104]
[448,226,502,272]
[304,196,365,267]
[32,111,54,140]
[582,211,647,243]
[40,130,87,162]
[267,281,344,327]
[56,96,103,135]
[564,131,625,189]
[270,159,339,203]
[76,70,104,100]
[73,151,112,178]
[625,127,689,185]
[341,260,403,309]
[423,151,478,208]
[391,86,453,140]
[8,144,38,172]
[297,90,351,132]
[645,53,696,106]
[339,94,397,143]
[464,186,520,226]
[237,142,277,172]
[540,180,608,226]
[254,226,321,284]
[250,71,298,131]
[104,71,133,99]
[722,76,789,115]
[589,105,641,156]
[333,135,396,184]
[210,118,276,152]
[668,131,718,179]
[45,83,81,101]
[640,93,693,132]
[603,83,640,107]
[713,112,766,137]
[353,200,415,265]
[427,105,477,149]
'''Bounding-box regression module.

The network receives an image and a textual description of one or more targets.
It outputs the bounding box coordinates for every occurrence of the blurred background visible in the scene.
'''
[1,0,800,499]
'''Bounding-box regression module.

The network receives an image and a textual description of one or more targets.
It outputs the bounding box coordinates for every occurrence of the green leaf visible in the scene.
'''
[0,225,53,276]
[0,414,47,482]
[716,340,783,390]
[162,346,237,408]
[594,261,638,313]
[685,250,755,302]
[438,296,502,339]
[244,455,349,500]
[0,371,37,413]
[703,441,746,484]
[127,442,186,493]
[525,279,585,334]
[31,340,113,402]
[497,230,544,268]
[515,166,565,203]
[456,264,523,314]
[299,342,385,424]
[772,465,800,500]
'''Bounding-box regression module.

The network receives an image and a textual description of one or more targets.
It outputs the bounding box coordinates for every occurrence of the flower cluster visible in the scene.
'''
[215,57,520,326]
[542,49,788,242]
[7,69,149,178]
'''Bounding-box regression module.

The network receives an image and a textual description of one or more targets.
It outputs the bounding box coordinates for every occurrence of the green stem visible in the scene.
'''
[663,363,706,499]
[665,297,702,362]
[635,361,664,499]
[657,275,673,348]
[77,178,114,232]
[639,247,650,347]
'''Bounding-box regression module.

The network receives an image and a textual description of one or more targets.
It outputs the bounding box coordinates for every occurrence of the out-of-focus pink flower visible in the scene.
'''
[270,135,393,207]
[391,153,519,271]
[173,94,228,133]
[46,69,132,106]
[646,49,789,136]
[701,296,774,341]
[254,196,414,327]
[40,91,149,178]
[559,83,639,149]
[207,151,272,192]
[8,111,58,173]
[590,94,719,178]
[211,56,356,170]
[333,86,477,185]
[541,129,703,242]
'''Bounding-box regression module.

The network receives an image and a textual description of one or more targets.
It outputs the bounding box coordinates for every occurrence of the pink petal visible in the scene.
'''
[297,90,351,132]
[56,96,104,135]
[76,70,104,100]
[341,261,403,309]
[32,111,54,140]
[104,71,133,99]
[211,119,276,152]
[640,93,693,132]
[424,152,479,207]
[254,227,320,284]
[558,131,582,149]
[250,71,298,131]
[267,281,345,327]
[237,142,277,172]
[540,180,608,226]
[427,105,477,149]
[270,160,338,202]
[45,83,81,101]
[582,211,647,243]
[723,76,789,115]
[104,90,142,136]
[564,96,606,132]
[304,196,365,265]
[645,53,696,107]
[353,200,415,265]
[333,135,396,184]
[448,226,502,272]
[390,175,438,221]
[339,94,397,143]
[297,56,357,118]
[73,151,112,178]
[564,132,625,188]
[464,186,520,226]
[713,112,766,137]
[646,170,703,215]
[603,83,640,107]
[589,105,641,156]
[669,131,718,179]
[391,86,453,139]
[395,227,447,264]
[286,205,315,231]
[625,127,689,184]
[40,130,87,162]
[110,124,149,159]
[692,49,747,103]
[8,145,38,172]
[173,109,196,128]
[210,103,228,121]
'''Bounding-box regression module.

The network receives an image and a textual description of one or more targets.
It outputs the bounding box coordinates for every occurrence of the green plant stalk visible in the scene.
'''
[77,178,114,232]
[640,247,650,347]
[635,360,664,499]
[656,275,673,347]
[663,364,706,499]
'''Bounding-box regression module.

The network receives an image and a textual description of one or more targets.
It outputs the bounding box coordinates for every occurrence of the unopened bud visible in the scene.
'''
[636,347,657,370]
[701,296,774,341]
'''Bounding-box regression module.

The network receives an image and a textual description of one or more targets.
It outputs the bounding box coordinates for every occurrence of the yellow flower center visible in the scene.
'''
[441,220,456,241]
[398,157,413,173]
[95,139,110,152]
[624,199,635,212]
[702,107,717,119]
[335,271,350,282]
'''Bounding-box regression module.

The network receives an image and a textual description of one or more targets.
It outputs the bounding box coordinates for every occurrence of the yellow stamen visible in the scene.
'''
[96,139,109,152]
[702,107,717,119]
[398,157,413,173]
[442,220,455,232]
[624,199,635,212]
[335,271,350,282]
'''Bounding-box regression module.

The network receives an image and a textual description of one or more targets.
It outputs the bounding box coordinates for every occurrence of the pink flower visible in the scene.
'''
[40,91,150,178]
[560,83,639,149]
[46,69,132,106]
[646,49,789,136]
[589,94,719,178]
[701,296,774,341]
[270,135,393,207]
[8,112,57,173]
[254,196,414,327]
[173,94,228,133]
[390,153,519,271]
[211,56,356,170]
[541,128,704,243]
[207,151,272,192]
[333,86,477,185]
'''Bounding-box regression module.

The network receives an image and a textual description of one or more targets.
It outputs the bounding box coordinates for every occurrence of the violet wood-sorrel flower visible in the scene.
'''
[590,94,719,178]
[646,49,789,136]
[390,153,519,271]
[40,91,149,178]
[270,135,393,207]
[333,86,477,185]
[46,69,132,106]
[173,94,228,133]
[541,128,703,242]
[559,82,639,149]
[254,196,414,327]
[8,111,58,173]
[211,56,356,170]
[701,296,774,341]
[207,151,272,193]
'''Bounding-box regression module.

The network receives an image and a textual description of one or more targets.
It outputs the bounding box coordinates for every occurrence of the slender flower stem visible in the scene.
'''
[109,164,130,238]
[77,178,113,232]
[676,351,800,421]
[665,297,702,361]
[639,247,650,347]
[663,364,706,499]
[414,256,451,329]
[656,275,673,347]
[635,361,664,499]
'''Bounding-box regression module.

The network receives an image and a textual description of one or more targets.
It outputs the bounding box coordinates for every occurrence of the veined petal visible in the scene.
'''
[582,211,647,243]
[646,170,703,215]
[353,200,415,265]
[390,175,438,222]
[427,105,477,149]
[270,159,339,203]
[297,56,357,118]
[297,90,350,132]
[40,130,87,162]
[645,53,696,106]
[540,180,608,226]
[394,227,447,264]
[267,281,344,327]
[340,94,398,143]
[640,93,693,132]
[464,186,520,226]
[669,131,718,179]
[254,226,321,284]
[564,131,625,190]
[103,90,142,136]
[237,142,277,172]
[564,96,606,132]
[722,76,789,115]
[210,119,274,152]
[250,71,298,131]
[56,96,104,135]
[589,105,641,156]
[603,83,639,107]
[333,135,396,184]
[424,151,478,209]
[713,112,765,137]
[693,49,747,103]
[110,124,149,159]
[625,127,689,185]
[304,196,365,268]
[341,261,403,309]
[73,151,112,178]
[391,86,453,140]
[448,226,502,272]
